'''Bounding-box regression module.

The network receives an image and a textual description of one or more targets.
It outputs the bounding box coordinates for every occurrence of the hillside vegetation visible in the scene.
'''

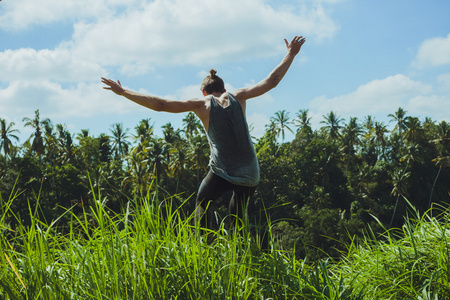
[1,107,450,298]
[1,188,450,299]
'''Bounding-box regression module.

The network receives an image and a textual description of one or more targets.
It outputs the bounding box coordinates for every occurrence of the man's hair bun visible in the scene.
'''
[201,68,224,94]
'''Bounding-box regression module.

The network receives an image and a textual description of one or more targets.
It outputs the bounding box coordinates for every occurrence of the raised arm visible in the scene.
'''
[234,36,306,101]
[101,77,204,113]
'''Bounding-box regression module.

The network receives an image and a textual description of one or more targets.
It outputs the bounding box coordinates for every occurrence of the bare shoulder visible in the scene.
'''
[232,86,264,102]
[186,97,208,105]
[177,97,208,110]
[231,88,253,108]
[233,75,279,102]
[232,88,249,101]
[192,96,210,116]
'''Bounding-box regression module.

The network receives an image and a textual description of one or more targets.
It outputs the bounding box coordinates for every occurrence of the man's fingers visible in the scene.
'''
[285,36,305,49]
[293,36,304,43]
[101,77,115,84]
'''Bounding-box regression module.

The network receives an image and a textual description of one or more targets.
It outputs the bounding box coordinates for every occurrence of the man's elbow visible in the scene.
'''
[154,99,174,112]
[150,102,165,112]
[152,100,183,113]
[156,106,169,112]
[268,75,281,89]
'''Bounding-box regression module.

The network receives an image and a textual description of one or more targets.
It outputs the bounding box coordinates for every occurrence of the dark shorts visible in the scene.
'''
[195,170,256,228]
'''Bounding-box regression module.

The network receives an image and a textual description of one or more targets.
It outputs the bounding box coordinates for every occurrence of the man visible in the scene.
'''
[101,35,306,229]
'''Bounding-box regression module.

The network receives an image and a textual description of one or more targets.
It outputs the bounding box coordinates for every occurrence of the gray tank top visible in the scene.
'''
[206,93,260,187]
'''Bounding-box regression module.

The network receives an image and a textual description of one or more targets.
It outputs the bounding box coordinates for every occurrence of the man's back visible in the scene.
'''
[206,93,259,187]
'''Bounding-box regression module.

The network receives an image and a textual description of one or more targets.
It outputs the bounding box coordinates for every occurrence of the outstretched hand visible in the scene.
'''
[101,77,125,95]
[284,36,306,56]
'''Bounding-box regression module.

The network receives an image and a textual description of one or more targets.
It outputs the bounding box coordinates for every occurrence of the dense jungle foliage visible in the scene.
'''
[1,107,449,258]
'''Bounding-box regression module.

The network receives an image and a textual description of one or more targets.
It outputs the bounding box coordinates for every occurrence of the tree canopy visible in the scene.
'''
[1,108,449,257]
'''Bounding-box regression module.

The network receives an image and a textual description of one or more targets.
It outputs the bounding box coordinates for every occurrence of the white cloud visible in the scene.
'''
[173,84,204,100]
[67,0,339,67]
[309,74,432,123]
[119,63,154,77]
[408,94,450,122]
[315,0,347,3]
[0,0,124,31]
[437,73,450,92]
[1,0,339,83]
[0,0,343,34]
[412,34,450,68]
[0,48,105,83]
[0,81,132,121]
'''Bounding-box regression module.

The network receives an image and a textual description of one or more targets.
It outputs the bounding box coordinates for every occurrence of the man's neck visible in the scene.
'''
[210,91,225,98]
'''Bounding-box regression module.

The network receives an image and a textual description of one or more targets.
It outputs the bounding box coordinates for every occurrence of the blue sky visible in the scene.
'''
[1,0,450,142]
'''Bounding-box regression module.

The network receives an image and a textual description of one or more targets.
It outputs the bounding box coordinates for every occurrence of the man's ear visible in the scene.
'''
[202,90,208,96]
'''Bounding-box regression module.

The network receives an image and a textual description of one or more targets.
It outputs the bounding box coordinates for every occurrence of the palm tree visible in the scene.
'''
[432,120,450,148]
[404,116,423,145]
[43,120,57,165]
[22,109,51,166]
[162,122,182,146]
[183,112,202,138]
[294,109,311,132]
[320,111,344,141]
[98,133,112,163]
[372,121,389,159]
[363,115,374,132]
[342,117,363,173]
[389,167,410,227]
[388,108,408,163]
[428,155,449,208]
[55,124,74,165]
[161,122,183,186]
[110,123,130,159]
[75,129,95,170]
[133,119,153,146]
[258,120,279,155]
[77,129,90,140]
[389,143,419,227]
[265,120,278,142]
[186,134,209,186]
[123,151,152,196]
[271,110,293,142]
[342,117,363,150]
[422,116,434,132]
[428,121,450,208]
[0,118,20,160]
[388,107,408,136]
[361,115,374,143]
[147,138,166,183]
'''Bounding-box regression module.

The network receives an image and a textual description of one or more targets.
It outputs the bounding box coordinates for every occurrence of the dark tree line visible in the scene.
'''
[1,107,449,258]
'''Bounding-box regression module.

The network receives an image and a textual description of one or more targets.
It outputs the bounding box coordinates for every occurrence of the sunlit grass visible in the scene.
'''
[339,200,450,299]
[1,182,449,299]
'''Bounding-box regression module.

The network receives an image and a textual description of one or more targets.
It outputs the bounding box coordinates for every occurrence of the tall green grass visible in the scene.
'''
[1,182,449,299]
[340,200,450,299]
